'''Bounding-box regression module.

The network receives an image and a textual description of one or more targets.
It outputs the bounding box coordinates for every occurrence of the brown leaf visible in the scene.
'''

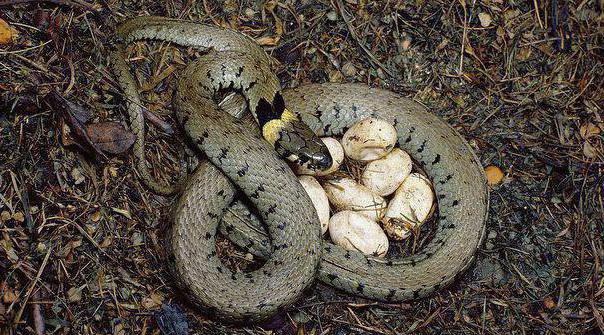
[86,122,135,154]
[46,91,105,159]
[0,18,17,45]
[580,123,601,139]
[485,165,504,186]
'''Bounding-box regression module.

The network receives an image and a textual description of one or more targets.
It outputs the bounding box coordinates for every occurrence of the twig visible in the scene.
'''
[0,0,96,11]
[458,0,468,74]
[13,247,52,325]
[334,0,395,78]
[31,291,45,335]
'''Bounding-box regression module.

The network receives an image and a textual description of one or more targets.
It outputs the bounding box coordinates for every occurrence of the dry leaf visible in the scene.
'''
[67,287,82,302]
[478,12,492,27]
[583,141,597,158]
[86,122,135,155]
[0,18,16,45]
[3,289,18,303]
[485,165,504,186]
[11,212,24,222]
[543,297,556,309]
[580,123,601,139]
[91,211,102,222]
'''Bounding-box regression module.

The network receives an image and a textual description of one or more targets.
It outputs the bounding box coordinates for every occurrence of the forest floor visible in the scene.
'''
[1,1,603,334]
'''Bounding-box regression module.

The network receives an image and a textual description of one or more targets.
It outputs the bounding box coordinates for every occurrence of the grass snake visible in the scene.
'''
[110,16,489,322]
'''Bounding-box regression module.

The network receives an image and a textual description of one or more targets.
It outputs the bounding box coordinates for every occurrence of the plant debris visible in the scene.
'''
[1,1,602,334]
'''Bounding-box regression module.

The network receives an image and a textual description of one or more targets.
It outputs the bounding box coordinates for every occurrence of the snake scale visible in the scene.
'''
[110,16,489,322]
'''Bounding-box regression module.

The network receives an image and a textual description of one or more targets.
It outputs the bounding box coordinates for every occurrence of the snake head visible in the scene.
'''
[276,118,333,171]
[257,96,332,171]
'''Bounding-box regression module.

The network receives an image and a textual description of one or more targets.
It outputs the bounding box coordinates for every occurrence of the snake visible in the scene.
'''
[109,16,489,322]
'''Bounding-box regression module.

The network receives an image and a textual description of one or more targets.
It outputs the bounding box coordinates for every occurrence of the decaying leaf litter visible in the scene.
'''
[0,1,602,334]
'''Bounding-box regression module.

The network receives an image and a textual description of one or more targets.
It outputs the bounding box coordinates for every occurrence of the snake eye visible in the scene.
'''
[309,152,332,170]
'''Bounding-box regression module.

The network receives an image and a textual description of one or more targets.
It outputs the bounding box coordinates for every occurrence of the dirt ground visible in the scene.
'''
[1,0,603,334]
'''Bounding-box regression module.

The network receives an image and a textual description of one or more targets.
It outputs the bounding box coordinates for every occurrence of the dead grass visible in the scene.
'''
[1,1,603,334]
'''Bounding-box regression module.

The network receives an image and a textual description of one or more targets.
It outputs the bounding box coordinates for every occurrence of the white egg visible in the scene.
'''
[294,137,344,176]
[382,173,434,240]
[328,210,389,257]
[298,176,330,234]
[341,118,397,161]
[361,148,413,196]
[323,178,386,221]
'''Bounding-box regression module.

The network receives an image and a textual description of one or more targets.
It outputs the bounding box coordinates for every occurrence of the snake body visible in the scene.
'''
[111,17,489,322]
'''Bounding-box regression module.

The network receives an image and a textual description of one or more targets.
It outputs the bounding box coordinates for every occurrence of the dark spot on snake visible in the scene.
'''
[255,98,274,127]
[366,258,374,267]
[273,93,286,116]
[237,163,249,177]
[432,154,441,165]
[386,289,396,300]
[405,135,412,143]
[326,273,339,281]
[257,184,266,192]
[236,66,244,76]
[351,104,358,112]
[245,81,257,92]
[216,266,223,273]
[409,126,416,133]
[356,283,365,293]
[262,270,271,277]
[204,232,212,240]
[440,215,447,221]
[410,259,417,266]
[448,223,456,229]
[207,212,218,219]
[417,139,427,153]
[323,123,331,134]
[438,194,446,200]
[225,224,234,233]
[276,221,286,230]
[432,283,441,291]
[324,245,332,253]
[425,252,433,259]
[452,200,459,206]
[386,260,394,266]
[207,251,216,259]
[344,251,351,259]
[231,273,237,280]
[413,290,420,299]
[267,204,277,214]
[217,189,224,196]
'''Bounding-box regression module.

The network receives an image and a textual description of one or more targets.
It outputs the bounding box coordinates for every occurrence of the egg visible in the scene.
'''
[298,176,330,234]
[328,210,389,257]
[294,137,344,176]
[341,117,397,161]
[382,173,434,240]
[361,148,413,196]
[323,178,386,221]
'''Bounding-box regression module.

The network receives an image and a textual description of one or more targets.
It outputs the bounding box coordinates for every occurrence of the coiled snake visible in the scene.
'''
[110,16,489,322]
